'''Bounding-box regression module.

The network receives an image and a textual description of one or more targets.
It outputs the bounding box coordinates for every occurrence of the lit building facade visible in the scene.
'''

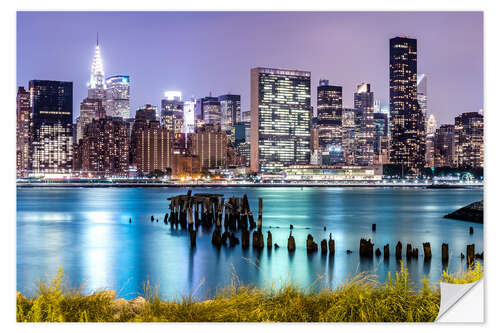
[202,96,221,126]
[161,91,184,134]
[75,117,129,177]
[454,112,483,168]
[29,80,73,175]
[283,165,383,182]
[353,83,374,166]
[317,79,343,164]
[16,87,31,177]
[189,125,228,169]
[76,98,104,144]
[417,74,428,119]
[389,36,426,175]
[219,94,241,133]
[105,75,130,119]
[250,67,311,172]
[133,121,174,174]
[434,124,455,168]
[342,108,357,165]
[183,98,196,134]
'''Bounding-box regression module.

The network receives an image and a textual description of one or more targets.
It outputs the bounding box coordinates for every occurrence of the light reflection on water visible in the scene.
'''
[17,186,483,300]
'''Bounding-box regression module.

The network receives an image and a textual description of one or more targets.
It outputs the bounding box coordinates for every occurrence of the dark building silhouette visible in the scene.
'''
[317,79,343,163]
[29,80,73,174]
[389,36,425,175]
[218,94,241,133]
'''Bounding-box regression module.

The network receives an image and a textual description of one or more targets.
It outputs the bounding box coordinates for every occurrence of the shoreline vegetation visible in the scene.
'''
[17,262,483,322]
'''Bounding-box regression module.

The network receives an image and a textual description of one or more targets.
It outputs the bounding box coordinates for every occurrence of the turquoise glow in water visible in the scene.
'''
[17,186,483,300]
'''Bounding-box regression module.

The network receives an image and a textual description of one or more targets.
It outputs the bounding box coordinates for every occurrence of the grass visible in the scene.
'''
[16,262,483,322]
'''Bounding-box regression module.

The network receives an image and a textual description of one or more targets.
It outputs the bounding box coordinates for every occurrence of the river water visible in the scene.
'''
[17,186,483,300]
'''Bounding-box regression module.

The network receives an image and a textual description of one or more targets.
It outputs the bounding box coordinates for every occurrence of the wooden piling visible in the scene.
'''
[423,242,432,261]
[306,234,318,253]
[466,244,475,266]
[212,229,221,248]
[359,238,374,258]
[396,241,402,260]
[241,229,250,249]
[372,224,376,231]
[257,198,263,230]
[287,231,296,252]
[189,229,196,248]
[321,239,327,255]
[267,231,273,250]
[469,227,474,234]
[442,243,449,263]
[328,233,335,256]
[383,244,389,259]
[375,248,381,257]
[406,243,412,259]
[412,248,418,259]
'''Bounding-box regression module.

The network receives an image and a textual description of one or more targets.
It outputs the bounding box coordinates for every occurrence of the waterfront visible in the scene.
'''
[17,186,483,300]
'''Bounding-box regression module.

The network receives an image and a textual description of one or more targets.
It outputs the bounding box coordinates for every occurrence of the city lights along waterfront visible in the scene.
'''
[17,186,483,300]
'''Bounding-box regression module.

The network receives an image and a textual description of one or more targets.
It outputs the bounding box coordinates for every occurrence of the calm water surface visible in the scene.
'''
[17,186,483,300]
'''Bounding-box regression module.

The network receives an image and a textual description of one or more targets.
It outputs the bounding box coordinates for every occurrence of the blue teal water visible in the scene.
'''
[17,187,483,300]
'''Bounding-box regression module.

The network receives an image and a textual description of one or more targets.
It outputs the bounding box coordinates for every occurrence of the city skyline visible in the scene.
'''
[17,11,483,125]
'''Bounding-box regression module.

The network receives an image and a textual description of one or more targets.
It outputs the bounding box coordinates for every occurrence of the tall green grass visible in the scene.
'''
[17,262,483,322]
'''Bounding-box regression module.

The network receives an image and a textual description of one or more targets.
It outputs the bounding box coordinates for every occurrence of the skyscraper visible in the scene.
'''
[250,67,311,172]
[219,94,241,133]
[76,98,104,144]
[105,75,130,119]
[88,36,106,100]
[183,98,196,134]
[16,87,31,177]
[353,83,374,166]
[434,124,455,168]
[454,112,483,168]
[29,80,73,174]
[389,36,426,175]
[161,91,184,134]
[189,125,228,169]
[202,96,221,126]
[417,74,428,119]
[316,79,343,164]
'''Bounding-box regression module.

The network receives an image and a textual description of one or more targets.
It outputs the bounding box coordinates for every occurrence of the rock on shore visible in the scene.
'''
[444,200,483,223]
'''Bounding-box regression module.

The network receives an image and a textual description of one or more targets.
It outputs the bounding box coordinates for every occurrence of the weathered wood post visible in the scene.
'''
[129,217,132,223]
[229,233,240,247]
[375,248,381,257]
[252,230,264,250]
[187,201,194,230]
[396,241,402,260]
[151,215,155,222]
[321,239,327,255]
[189,229,196,248]
[287,231,296,252]
[306,234,318,253]
[241,229,250,249]
[163,213,168,224]
[212,229,221,248]
[267,231,273,250]
[372,224,376,231]
[257,198,263,230]
[412,248,418,259]
[406,243,412,259]
[328,233,335,256]
[383,244,389,259]
[442,243,449,263]
[423,242,432,261]
[469,227,474,234]
[467,244,475,266]
[359,238,374,258]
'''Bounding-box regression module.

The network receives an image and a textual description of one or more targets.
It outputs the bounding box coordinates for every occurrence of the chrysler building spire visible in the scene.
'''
[88,34,106,99]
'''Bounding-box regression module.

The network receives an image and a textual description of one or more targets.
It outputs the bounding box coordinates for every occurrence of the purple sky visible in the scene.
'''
[17,11,483,125]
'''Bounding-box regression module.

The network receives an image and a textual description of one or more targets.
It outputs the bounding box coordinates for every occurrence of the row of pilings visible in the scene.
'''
[164,191,483,266]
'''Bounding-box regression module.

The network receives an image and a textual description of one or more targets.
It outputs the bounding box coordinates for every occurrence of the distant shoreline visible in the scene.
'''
[16,182,483,189]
